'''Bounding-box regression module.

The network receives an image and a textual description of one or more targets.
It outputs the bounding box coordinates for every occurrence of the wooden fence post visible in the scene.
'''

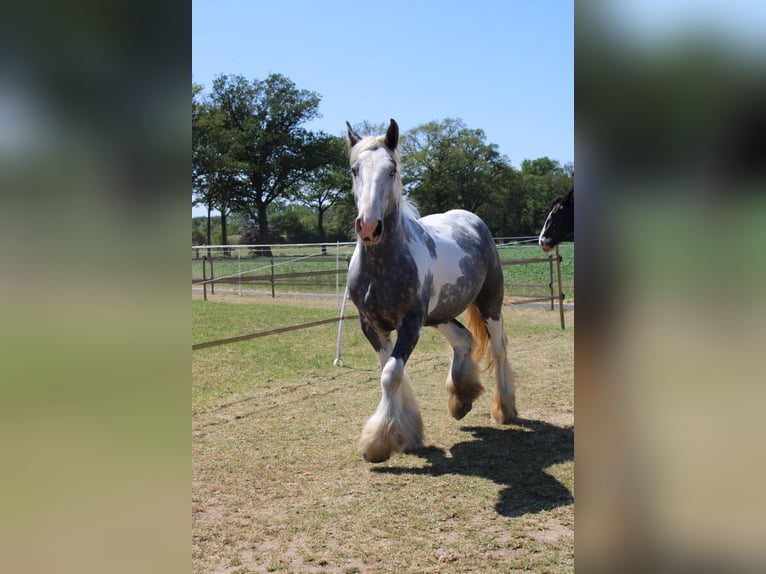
[237,248,242,296]
[202,255,207,301]
[555,245,565,329]
[209,256,215,295]
[270,256,275,298]
[548,255,555,310]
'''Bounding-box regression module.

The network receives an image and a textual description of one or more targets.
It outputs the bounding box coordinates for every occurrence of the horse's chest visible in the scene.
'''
[348,257,423,331]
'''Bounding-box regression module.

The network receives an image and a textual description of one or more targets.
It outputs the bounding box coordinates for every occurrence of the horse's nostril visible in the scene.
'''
[355,217,383,243]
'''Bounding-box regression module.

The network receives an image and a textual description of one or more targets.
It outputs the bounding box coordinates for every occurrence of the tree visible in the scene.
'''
[208,73,325,255]
[400,118,508,216]
[476,162,523,237]
[397,118,574,237]
[291,135,351,251]
[192,82,217,246]
[192,82,241,251]
[517,157,574,235]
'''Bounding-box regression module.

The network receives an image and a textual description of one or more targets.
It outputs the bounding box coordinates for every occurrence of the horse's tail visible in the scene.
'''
[466,304,494,372]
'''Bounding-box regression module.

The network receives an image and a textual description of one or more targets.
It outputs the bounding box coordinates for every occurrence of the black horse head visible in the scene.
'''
[539,189,574,252]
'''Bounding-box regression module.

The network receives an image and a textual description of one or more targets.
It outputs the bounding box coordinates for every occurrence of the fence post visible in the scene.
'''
[555,245,565,329]
[202,255,207,301]
[209,255,215,295]
[336,241,341,309]
[548,255,555,310]
[270,256,275,298]
[237,248,242,296]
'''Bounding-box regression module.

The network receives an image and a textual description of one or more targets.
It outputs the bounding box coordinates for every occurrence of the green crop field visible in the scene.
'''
[193,294,574,573]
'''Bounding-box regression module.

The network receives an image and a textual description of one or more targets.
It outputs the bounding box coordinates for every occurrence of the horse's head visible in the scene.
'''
[346,119,401,246]
[539,189,574,252]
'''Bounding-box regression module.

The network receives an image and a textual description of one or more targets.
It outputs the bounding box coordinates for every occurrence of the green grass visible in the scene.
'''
[192,299,351,407]
[193,295,574,573]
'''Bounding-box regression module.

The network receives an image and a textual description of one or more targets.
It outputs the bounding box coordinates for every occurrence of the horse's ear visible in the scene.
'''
[566,189,574,203]
[346,121,362,148]
[384,118,399,150]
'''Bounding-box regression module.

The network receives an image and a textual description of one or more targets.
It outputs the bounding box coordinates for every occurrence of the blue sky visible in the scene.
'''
[193,0,573,216]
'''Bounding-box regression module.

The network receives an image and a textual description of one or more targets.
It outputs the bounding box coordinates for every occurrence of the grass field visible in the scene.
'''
[192,242,574,301]
[192,294,573,573]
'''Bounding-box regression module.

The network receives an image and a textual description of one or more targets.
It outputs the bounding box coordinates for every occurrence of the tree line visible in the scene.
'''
[193,73,573,252]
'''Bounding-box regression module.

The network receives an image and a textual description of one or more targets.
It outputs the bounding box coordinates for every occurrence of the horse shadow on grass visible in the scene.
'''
[372,419,574,517]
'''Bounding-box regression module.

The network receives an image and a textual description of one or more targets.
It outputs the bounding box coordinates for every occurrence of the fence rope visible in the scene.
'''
[494,236,539,247]
[192,314,359,351]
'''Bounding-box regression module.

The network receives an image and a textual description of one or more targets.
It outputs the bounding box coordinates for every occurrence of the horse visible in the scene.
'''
[538,189,574,252]
[345,118,517,463]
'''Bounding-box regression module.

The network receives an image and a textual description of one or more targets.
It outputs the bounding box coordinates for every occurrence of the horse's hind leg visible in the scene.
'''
[484,315,517,424]
[436,320,484,420]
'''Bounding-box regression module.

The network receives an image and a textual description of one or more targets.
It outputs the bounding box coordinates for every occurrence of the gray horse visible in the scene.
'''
[346,119,517,463]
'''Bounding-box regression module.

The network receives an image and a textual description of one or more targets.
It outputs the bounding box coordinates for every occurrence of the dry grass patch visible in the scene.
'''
[193,295,573,573]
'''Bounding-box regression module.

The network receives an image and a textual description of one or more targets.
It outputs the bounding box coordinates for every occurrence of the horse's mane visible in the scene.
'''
[349,135,420,221]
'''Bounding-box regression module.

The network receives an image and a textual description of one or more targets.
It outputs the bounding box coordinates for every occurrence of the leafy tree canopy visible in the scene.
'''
[193,75,573,244]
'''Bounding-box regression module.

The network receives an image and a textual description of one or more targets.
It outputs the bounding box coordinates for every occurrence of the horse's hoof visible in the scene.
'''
[448,394,473,420]
[491,404,518,424]
[363,450,391,464]
[360,439,394,463]
[454,403,472,420]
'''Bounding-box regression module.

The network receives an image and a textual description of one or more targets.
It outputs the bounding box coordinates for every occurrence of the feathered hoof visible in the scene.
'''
[358,410,423,463]
[445,374,483,421]
[491,393,518,424]
[359,426,404,463]
[448,394,474,420]
[364,453,389,463]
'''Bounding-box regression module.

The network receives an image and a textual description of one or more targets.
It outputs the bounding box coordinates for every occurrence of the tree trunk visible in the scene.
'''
[317,207,327,254]
[206,201,212,257]
[221,210,229,257]
[255,203,273,257]
[499,212,509,238]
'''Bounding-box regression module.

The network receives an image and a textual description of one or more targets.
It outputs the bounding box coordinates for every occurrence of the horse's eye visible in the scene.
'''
[389,168,396,178]
[351,166,358,177]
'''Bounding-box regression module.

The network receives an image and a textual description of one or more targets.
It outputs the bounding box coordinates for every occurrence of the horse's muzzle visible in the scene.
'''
[356,217,383,244]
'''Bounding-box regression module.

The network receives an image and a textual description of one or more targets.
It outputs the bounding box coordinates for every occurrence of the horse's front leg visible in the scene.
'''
[359,312,424,463]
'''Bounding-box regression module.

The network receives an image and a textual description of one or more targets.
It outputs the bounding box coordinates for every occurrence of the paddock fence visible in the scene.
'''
[192,239,573,355]
[192,238,573,316]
